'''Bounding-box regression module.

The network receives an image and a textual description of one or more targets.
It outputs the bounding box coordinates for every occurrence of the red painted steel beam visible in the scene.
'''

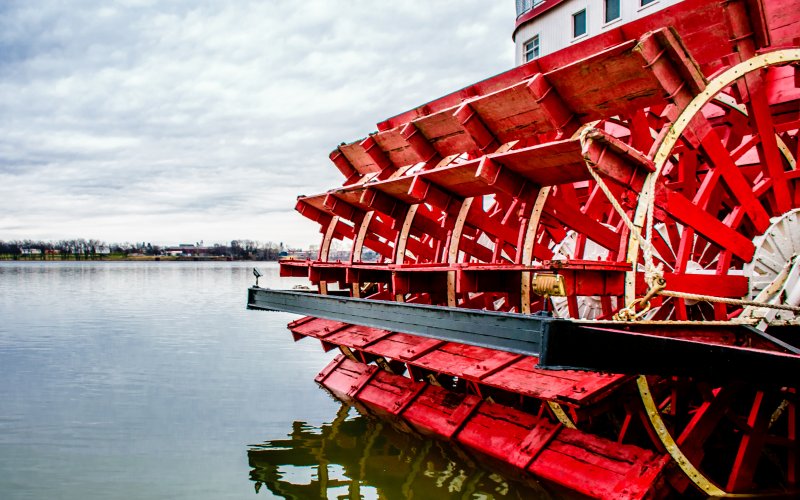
[358,188,452,242]
[402,233,438,263]
[635,272,749,298]
[457,267,626,297]
[407,176,457,212]
[360,135,397,180]
[400,122,442,167]
[636,28,706,111]
[308,264,347,285]
[337,141,383,176]
[741,95,793,215]
[527,73,579,136]
[295,199,333,227]
[344,265,392,285]
[696,129,771,233]
[659,189,756,262]
[489,139,594,186]
[278,260,310,278]
[456,235,495,263]
[475,157,532,199]
[410,107,484,159]
[361,233,394,260]
[370,127,424,170]
[359,188,408,222]
[453,102,500,154]
[361,214,398,243]
[463,201,521,248]
[581,130,654,187]
[322,193,365,226]
[545,194,621,252]
[329,148,362,185]
[329,218,356,242]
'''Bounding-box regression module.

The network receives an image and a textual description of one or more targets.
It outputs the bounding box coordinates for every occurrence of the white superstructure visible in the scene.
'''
[514,0,684,65]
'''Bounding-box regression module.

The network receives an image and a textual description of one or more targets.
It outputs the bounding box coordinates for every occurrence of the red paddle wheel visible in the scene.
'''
[249,0,800,496]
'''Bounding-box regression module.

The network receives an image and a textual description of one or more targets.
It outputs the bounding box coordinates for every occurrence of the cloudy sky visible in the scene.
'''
[0,0,515,247]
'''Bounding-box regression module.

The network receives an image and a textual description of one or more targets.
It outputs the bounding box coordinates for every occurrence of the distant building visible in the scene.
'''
[164,244,211,256]
[286,248,313,260]
[513,0,683,65]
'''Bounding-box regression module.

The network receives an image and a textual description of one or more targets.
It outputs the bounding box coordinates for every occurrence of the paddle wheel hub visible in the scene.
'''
[248,1,800,496]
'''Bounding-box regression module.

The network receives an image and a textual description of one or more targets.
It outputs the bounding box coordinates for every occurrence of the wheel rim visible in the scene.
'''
[633,50,800,495]
[627,49,800,320]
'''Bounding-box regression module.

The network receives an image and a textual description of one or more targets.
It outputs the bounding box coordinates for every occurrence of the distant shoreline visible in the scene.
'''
[0,255,278,262]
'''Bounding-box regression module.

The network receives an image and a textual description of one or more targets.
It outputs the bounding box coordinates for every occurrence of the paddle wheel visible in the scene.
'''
[248,0,800,497]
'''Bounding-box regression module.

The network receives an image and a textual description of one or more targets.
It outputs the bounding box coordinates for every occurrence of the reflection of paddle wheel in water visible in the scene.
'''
[247,404,558,498]
[248,1,800,497]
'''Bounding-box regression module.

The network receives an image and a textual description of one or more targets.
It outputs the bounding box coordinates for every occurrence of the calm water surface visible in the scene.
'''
[0,262,550,499]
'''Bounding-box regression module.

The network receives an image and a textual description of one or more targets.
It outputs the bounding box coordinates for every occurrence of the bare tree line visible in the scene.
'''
[0,239,290,260]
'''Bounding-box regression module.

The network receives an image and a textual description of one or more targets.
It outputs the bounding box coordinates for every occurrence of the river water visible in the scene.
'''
[0,261,551,499]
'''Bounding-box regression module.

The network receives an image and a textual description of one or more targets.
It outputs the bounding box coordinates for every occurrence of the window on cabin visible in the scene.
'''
[605,0,621,23]
[516,0,546,18]
[523,35,540,62]
[573,9,587,38]
[641,0,657,6]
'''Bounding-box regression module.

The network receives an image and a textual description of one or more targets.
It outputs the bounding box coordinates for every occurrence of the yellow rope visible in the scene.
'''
[659,290,800,313]
[579,128,664,291]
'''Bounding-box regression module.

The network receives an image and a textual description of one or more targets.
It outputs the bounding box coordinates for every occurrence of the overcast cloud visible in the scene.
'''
[0,0,514,247]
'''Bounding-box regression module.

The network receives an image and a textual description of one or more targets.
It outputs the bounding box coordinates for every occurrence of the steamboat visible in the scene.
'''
[248,0,800,496]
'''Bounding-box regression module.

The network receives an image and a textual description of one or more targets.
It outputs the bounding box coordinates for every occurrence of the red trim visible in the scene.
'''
[513,0,570,41]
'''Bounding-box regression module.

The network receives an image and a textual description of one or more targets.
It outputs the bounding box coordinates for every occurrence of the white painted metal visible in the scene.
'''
[514,0,684,65]
[742,208,800,327]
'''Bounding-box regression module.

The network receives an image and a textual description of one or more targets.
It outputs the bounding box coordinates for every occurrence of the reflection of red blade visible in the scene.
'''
[318,355,668,500]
